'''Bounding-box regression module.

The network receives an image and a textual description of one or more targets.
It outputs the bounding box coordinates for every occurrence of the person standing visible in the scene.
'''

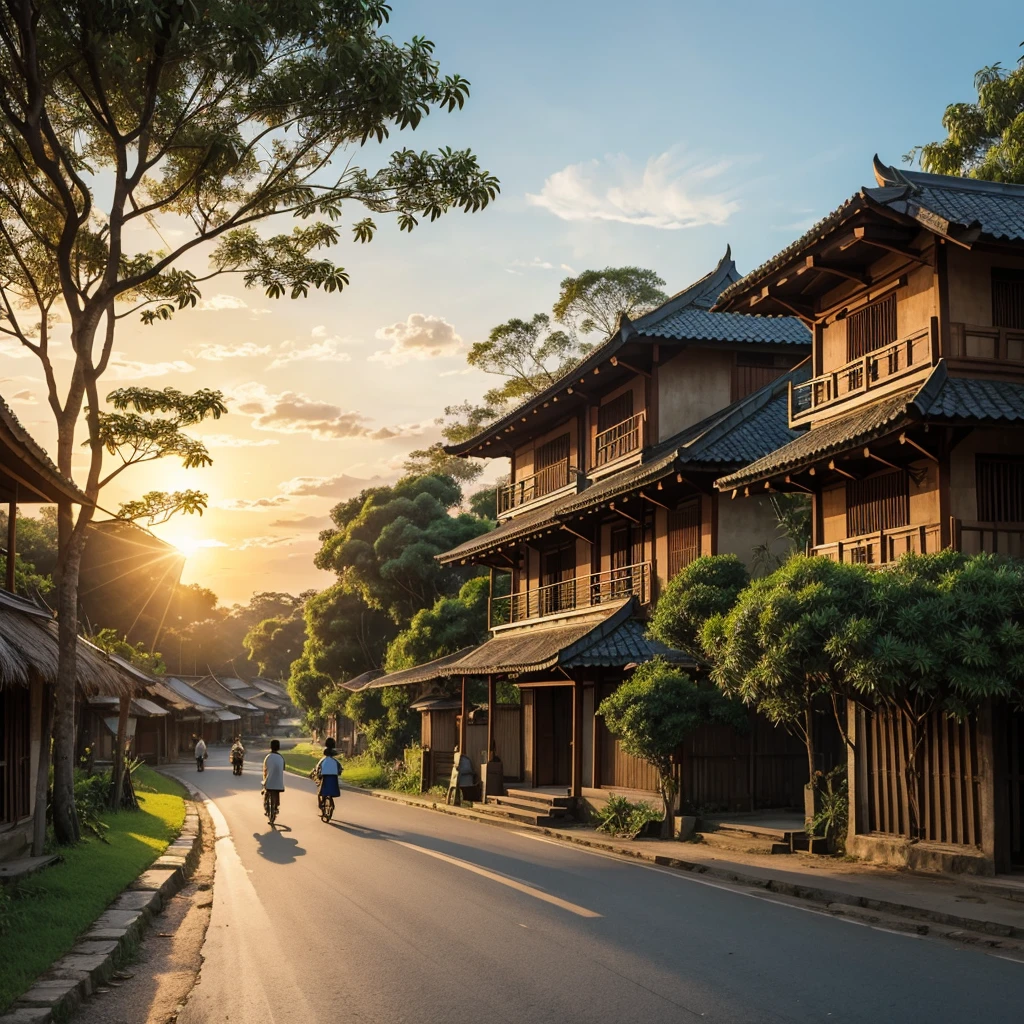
[194,735,208,772]
[262,739,286,819]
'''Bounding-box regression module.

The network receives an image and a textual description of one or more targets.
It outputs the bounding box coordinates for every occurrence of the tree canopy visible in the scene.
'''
[910,44,1024,182]
[552,267,667,338]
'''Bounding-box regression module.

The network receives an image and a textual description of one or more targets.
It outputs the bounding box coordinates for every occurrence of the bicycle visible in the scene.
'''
[318,793,335,823]
[263,789,279,825]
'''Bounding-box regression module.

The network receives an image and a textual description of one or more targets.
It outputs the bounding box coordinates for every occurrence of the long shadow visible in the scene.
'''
[252,825,306,864]
[326,819,398,840]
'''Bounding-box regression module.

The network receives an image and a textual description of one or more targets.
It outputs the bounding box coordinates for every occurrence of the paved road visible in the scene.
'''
[168,757,1024,1024]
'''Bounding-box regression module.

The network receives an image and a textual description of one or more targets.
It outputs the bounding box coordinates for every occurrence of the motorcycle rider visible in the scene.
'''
[230,735,245,774]
[194,734,208,771]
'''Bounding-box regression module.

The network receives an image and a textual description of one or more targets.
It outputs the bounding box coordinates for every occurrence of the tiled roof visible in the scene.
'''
[719,158,1024,308]
[366,648,477,688]
[640,306,809,346]
[441,363,809,563]
[716,363,1024,490]
[561,617,697,669]
[341,668,384,691]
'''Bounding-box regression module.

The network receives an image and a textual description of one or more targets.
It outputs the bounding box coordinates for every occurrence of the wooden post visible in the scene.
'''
[977,698,997,869]
[110,695,131,809]
[487,676,496,761]
[5,494,16,593]
[487,567,495,630]
[572,681,583,800]
[459,675,468,755]
[32,680,53,857]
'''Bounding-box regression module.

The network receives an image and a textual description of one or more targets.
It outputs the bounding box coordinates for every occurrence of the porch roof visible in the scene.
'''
[560,616,697,669]
[715,362,1024,489]
[365,648,476,688]
[189,674,258,711]
[341,668,384,691]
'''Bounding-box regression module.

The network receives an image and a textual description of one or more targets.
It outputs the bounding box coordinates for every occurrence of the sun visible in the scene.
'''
[158,528,227,558]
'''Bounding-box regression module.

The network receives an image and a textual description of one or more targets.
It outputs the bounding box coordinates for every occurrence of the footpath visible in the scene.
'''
[341,782,1024,950]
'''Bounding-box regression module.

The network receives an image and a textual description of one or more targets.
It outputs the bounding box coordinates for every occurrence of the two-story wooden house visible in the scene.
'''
[715,158,1024,873]
[379,252,819,819]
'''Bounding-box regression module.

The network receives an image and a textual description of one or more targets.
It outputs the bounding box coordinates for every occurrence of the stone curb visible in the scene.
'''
[0,780,203,1024]
[336,781,1024,942]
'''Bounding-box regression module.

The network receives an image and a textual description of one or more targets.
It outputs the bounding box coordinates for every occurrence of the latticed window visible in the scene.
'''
[977,455,1024,522]
[731,355,785,401]
[598,390,633,433]
[993,270,1024,330]
[533,433,570,497]
[668,502,702,578]
[846,469,909,537]
[846,292,897,361]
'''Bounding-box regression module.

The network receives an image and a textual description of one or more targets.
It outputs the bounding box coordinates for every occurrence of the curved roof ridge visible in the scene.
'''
[633,245,740,331]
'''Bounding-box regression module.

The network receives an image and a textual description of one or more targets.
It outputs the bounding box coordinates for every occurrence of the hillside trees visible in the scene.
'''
[0,0,498,843]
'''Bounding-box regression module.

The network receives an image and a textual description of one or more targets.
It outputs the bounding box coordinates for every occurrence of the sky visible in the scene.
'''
[5,1,1022,606]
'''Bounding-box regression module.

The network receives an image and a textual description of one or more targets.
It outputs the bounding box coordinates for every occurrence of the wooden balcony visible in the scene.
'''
[497,460,574,516]
[812,522,942,565]
[953,520,1024,558]
[593,411,646,469]
[790,325,934,425]
[948,323,1024,368]
[490,561,651,627]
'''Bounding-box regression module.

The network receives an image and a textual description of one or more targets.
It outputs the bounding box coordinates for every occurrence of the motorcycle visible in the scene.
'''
[231,755,244,776]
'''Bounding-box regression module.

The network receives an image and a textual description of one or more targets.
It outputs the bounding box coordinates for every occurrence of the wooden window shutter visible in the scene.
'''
[732,354,785,402]
[977,455,1024,522]
[846,292,898,361]
[992,270,1024,330]
[668,501,702,577]
[846,469,909,537]
[598,391,633,433]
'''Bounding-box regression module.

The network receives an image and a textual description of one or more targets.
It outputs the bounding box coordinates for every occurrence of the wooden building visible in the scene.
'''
[377,254,818,817]
[715,158,1024,874]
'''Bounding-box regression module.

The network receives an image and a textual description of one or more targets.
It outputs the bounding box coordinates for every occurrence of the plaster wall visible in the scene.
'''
[949,427,1024,521]
[947,247,1024,327]
[657,349,732,439]
[512,414,580,480]
[717,495,790,572]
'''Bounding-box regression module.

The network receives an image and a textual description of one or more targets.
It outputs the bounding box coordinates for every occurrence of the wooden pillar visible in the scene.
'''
[487,676,496,760]
[5,494,16,593]
[572,681,583,799]
[938,432,952,550]
[847,699,867,850]
[31,679,52,857]
[977,698,998,870]
[459,675,467,754]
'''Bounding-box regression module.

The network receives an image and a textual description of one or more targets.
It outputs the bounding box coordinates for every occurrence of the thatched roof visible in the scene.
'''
[0,590,136,696]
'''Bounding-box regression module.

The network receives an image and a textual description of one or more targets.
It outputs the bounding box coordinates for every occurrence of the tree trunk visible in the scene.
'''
[32,681,53,857]
[902,711,927,842]
[659,767,676,840]
[110,694,131,810]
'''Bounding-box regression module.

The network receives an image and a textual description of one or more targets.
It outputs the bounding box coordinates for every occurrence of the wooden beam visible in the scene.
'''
[805,254,870,286]
[863,446,901,472]
[609,355,650,379]
[828,459,857,481]
[560,523,592,544]
[608,502,640,525]
[5,494,14,594]
[487,676,496,761]
[459,675,468,755]
[640,491,670,511]
[899,432,939,463]
[853,226,929,263]
[752,286,815,320]
[784,474,815,494]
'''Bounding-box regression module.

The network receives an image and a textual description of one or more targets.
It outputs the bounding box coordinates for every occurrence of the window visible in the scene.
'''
[533,433,571,497]
[993,270,1024,330]
[977,455,1024,523]
[541,544,576,615]
[846,292,897,361]
[598,390,633,432]
[668,501,702,577]
[0,688,31,824]
[846,469,909,537]
[732,354,786,402]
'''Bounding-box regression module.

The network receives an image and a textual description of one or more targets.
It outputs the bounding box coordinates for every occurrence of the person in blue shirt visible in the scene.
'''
[312,745,342,804]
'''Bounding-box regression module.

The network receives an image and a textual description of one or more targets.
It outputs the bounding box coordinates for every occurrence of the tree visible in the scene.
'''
[243,613,307,680]
[831,551,1024,839]
[909,44,1024,182]
[343,685,414,763]
[402,440,484,483]
[552,267,667,338]
[0,1,497,844]
[648,555,750,659]
[597,659,745,839]
[700,556,873,789]
[314,474,489,625]
[0,507,59,592]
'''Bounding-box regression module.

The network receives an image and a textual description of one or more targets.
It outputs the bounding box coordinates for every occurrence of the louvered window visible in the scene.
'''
[668,502,702,578]
[977,456,1024,523]
[993,270,1024,330]
[732,355,785,401]
[533,433,570,497]
[846,469,909,537]
[598,391,633,432]
[0,687,31,824]
[847,292,898,361]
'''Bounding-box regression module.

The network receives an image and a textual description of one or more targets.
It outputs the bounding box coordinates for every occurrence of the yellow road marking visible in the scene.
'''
[388,839,601,918]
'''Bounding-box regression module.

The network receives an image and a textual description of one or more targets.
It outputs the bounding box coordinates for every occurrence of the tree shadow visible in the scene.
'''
[252,825,306,864]
[326,820,398,840]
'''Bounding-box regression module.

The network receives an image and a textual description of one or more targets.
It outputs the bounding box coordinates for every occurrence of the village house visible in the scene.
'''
[374,253,821,821]
[715,158,1024,874]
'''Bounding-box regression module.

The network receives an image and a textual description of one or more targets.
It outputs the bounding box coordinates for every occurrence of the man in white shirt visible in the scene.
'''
[262,739,286,819]
[194,735,208,771]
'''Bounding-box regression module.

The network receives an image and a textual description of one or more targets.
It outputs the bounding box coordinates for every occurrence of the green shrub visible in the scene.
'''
[73,769,112,840]
[808,764,848,854]
[592,794,662,840]
[387,747,423,794]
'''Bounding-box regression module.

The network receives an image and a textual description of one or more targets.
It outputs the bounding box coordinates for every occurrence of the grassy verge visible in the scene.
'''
[283,743,389,789]
[0,767,187,1012]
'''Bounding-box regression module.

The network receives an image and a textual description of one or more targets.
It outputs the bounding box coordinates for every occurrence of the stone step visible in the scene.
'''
[476,805,563,827]
[487,796,570,817]
[693,830,775,857]
[503,788,574,809]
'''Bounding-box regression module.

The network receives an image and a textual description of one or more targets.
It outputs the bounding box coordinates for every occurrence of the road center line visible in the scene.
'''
[387,838,601,918]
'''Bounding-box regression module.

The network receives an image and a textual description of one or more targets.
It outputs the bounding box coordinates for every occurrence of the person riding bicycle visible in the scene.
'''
[262,739,285,819]
[311,745,343,803]
[230,736,245,768]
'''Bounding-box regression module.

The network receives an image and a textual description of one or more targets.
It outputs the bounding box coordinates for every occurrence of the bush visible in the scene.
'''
[592,794,662,840]
[808,764,848,854]
[387,747,423,794]
[73,769,112,840]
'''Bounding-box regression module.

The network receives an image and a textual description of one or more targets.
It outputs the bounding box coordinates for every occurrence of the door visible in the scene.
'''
[541,544,576,615]
[998,704,1024,870]
[532,688,573,788]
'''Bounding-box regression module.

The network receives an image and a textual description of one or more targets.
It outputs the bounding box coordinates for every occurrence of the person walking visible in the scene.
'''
[194,735,208,772]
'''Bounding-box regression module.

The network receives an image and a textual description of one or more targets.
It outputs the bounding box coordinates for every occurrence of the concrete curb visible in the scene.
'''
[0,781,203,1024]
[339,781,1024,942]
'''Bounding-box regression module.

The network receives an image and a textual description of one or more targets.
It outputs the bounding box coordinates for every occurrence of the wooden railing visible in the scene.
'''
[594,411,645,468]
[953,520,1024,558]
[490,561,651,626]
[497,460,574,516]
[812,522,942,565]
[948,323,1024,366]
[790,325,934,423]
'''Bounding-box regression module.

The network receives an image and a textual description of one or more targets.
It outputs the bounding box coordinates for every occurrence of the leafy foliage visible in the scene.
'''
[592,794,663,841]
[909,44,1024,182]
[552,267,667,338]
[243,613,307,680]
[0,507,55,596]
[88,628,166,676]
[343,686,414,763]
[648,555,750,658]
[598,659,745,837]
[115,490,208,527]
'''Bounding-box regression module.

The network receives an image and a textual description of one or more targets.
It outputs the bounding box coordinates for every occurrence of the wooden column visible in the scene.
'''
[571,681,583,799]
[459,675,468,754]
[487,676,496,760]
[5,494,16,593]
[977,698,998,869]
[31,679,53,857]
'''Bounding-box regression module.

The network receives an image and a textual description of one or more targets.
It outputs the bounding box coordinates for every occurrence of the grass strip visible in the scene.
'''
[0,767,187,1012]
[282,743,389,788]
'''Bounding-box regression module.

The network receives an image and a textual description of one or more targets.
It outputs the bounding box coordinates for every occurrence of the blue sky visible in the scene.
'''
[11,1,1020,603]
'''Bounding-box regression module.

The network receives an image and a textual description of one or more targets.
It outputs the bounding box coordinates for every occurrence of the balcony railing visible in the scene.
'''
[948,323,1024,366]
[812,522,942,565]
[790,325,934,424]
[594,411,646,469]
[490,561,651,626]
[954,520,1024,558]
[497,460,574,516]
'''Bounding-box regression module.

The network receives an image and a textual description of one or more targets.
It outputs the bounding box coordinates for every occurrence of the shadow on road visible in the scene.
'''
[327,820,398,840]
[252,825,306,863]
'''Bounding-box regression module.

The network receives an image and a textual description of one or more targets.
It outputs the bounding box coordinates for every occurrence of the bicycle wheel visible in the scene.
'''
[321,795,334,822]
[268,795,278,825]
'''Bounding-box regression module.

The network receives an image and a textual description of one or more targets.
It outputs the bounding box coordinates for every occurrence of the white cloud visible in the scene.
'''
[235,535,296,551]
[201,434,279,448]
[214,495,291,510]
[199,294,248,311]
[269,514,333,530]
[370,313,463,366]
[105,353,196,380]
[509,257,555,270]
[10,389,37,404]
[279,473,387,499]
[0,340,36,360]
[439,367,475,378]
[267,337,353,370]
[194,342,270,361]
[527,149,740,230]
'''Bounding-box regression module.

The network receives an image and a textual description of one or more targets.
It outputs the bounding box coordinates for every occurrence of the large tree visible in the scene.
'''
[0,1,497,841]
[909,44,1024,182]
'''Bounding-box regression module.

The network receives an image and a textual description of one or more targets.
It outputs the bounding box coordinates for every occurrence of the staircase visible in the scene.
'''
[697,818,829,856]
[484,787,575,827]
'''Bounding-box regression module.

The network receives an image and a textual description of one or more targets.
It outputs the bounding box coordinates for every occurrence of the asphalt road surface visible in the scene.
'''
[166,757,1024,1024]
